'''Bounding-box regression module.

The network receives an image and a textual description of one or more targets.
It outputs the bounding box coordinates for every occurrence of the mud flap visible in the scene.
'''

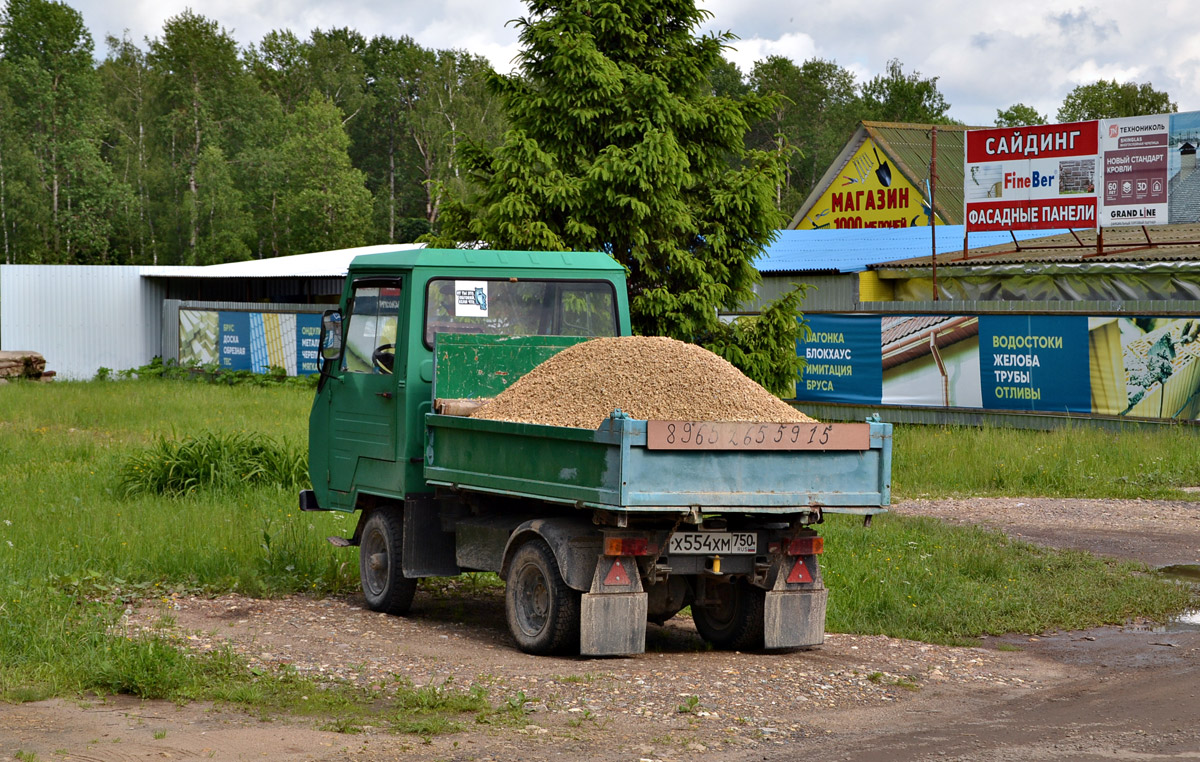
[580,555,647,656]
[764,588,827,649]
[581,592,648,656]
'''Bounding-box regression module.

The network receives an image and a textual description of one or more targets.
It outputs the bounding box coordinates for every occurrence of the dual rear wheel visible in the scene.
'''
[692,579,766,651]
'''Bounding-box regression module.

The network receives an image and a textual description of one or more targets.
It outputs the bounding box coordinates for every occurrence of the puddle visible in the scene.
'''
[1158,564,1200,584]
[1120,565,1200,633]
[1176,610,1200,627]
[1123,612,1200,634]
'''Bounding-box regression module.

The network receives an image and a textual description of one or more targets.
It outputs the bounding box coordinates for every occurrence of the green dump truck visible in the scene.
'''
[301,248,892,656]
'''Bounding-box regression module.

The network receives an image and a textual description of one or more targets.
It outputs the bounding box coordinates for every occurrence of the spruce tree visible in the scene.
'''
[432,0,803,395]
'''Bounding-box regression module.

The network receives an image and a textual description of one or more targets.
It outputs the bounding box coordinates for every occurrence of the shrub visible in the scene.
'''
[118,431,308,497]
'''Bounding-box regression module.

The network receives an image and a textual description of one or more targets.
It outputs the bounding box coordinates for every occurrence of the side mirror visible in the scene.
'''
[321,310,343,361]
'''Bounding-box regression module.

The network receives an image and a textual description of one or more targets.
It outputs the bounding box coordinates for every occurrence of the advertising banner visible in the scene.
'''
[1098,114,1170,227]
[881,315,981,408]
[793,313,1200,421]
[964,121,1098,232]
[978,315,1090,413]
[218,311,252,371]
[796,139,936,230]
[1167,111,1200,224]
[179,309,322,376]
[796,314,882,404]
[297,314,324,375]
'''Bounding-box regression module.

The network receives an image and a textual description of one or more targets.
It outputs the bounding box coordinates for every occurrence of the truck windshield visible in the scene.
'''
[423,279,618,347]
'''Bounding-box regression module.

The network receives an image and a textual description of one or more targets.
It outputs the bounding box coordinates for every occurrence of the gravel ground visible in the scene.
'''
[3,496,1199,762]
[890,496,1200,567]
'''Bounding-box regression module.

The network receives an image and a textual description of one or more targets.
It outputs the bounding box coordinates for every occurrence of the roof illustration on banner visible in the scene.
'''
[881,315,979,370]
[789,121,982,231]
[755,227,1068,274]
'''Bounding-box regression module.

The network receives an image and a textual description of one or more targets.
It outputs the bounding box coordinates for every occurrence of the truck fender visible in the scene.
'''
[500,518,603,593]
[343,503,387,547]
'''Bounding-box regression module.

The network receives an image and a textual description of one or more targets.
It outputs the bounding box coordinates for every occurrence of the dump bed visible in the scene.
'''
[424,334,891,516]
[424,412,891,515]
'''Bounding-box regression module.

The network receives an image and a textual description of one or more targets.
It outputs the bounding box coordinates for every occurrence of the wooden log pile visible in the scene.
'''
[0,351,53,381]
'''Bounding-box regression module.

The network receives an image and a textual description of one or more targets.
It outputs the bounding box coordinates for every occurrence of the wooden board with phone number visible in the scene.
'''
[646,421,870,451]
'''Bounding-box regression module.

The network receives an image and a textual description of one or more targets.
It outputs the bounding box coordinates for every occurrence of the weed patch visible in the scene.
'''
[118,430,307,497]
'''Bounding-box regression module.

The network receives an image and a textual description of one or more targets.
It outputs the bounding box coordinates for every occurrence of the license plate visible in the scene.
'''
[668,532,757,555]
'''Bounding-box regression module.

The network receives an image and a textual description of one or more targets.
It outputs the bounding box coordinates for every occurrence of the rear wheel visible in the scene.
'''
[693,578,765,650]
[505,538,580,655]
[359,509,417,615]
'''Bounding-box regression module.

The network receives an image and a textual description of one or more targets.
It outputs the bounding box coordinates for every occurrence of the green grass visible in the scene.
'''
[821,513,1194,645]
[0,380,1196,711]
[0,380,366,704]
[893,424,1200,499]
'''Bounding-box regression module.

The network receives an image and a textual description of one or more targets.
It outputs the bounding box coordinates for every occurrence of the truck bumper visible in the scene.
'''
[299,490,323,511]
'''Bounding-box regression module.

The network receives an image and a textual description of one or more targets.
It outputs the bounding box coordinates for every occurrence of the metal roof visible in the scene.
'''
[757,227,1068,274]
[348,247,624,272]
[865,122,973,225]
[139,244,629,279]
[140,244,424,279]
[872,223,1200,271]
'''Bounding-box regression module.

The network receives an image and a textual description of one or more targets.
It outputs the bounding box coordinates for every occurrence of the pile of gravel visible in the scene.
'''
[471,335,814,428]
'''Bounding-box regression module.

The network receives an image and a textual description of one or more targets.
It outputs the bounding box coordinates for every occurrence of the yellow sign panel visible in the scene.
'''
[796,139,940,229]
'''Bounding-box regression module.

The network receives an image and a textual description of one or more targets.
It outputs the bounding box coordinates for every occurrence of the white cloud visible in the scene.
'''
[721,33,819,75]
[69,0,1200,125]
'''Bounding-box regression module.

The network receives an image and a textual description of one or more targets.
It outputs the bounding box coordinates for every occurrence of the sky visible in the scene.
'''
[65,0,1199,127]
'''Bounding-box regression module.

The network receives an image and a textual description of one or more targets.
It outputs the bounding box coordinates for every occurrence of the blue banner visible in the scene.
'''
[218,311,252,371]
[297,313,323,375]
[795,314,882,405]
[979,315,1090,413]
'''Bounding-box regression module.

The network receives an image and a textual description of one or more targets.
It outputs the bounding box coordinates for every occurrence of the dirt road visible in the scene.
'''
[2,498,1198,762]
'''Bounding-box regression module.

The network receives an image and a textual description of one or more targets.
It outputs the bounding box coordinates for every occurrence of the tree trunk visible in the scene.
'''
[51,144,61,257]
[0,135,8,265]
[388,135,396,242]
[188,77,202,262]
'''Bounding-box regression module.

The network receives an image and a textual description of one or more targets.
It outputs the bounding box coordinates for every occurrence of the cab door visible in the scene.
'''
[316,278,405,507]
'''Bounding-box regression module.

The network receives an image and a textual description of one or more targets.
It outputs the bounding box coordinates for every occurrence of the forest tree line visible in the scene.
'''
[0,0,1178,266]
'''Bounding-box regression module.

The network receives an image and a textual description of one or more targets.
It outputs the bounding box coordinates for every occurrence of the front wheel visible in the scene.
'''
[693,578,765,651]
[505,538,580,655]
[359,509,417,615]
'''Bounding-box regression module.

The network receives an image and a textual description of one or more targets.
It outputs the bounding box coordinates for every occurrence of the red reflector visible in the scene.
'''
[786,536,824,556]
[787,557,814,584]
[604,537,654,556]
[604,558,632,586]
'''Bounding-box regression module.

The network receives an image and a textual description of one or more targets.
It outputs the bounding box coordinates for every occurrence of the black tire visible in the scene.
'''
[359,509,417,615]
[692,578,766,651]
[505,538,580,655]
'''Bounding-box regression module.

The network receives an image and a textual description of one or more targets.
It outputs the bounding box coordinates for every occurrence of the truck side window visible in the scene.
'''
[342,285,402,374]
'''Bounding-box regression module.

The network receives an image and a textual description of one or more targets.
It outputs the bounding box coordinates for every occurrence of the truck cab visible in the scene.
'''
[305,248,630,513]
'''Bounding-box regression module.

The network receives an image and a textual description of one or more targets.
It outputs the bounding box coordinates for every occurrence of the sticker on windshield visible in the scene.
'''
[455,281,489,317]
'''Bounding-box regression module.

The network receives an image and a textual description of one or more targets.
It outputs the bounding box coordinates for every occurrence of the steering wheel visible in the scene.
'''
[371,343,396,374]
